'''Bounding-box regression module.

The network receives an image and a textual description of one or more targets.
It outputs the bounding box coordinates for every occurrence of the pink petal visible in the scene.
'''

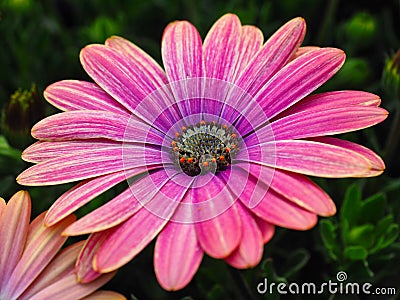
[233,25,264,79]
[226,165,317,229]
[80,45,175,129]
[237,48,345,134]
[154,222,203,291]
[27,271,116,300]
[0,191,31,291]
[20,241,85,300]
[274,90,383,119]
[17,146,163,185]
[45,169,133,226]
[270,169,336,216]
[254,217,275,243]
[44,80,130,114]
[63,169,170,235]
[225,204,263,268]
[22,140,122,163]
[270,106,388,140]
[105,36,168,89]
[3,213,76,299]
[76,231,112,283]
[203,13,241,81]
[311,136,385,177]
[82,290,127,300]
[161,19,203,117]
[236,17,306,94]
[31,110,164,144]
[289,46,320,61]
[105,36,182,127]
[0,197,6,217]
[93,177,189,272]
[241,139,373,178]
[193,175,242,258]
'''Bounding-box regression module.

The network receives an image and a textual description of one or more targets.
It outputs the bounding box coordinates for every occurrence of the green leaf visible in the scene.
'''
[344,245,368,260]
[359,193,386,223]
[344,224,375,248]
[320,220,337,248]
[340,184,362,227]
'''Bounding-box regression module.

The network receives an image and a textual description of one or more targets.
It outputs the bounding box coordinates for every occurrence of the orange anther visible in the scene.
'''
[202,161,209,167]
[180,157,186,163]
[181,126,187,131]
[200,120,206,125]
[175,132,180,138]
[171,141,177,147]
[219,156,225,161]
[188,157,194,163]
[231,133,237,138]
[225,147,230,153]
[173,147,179,152]
[211,158,217,162]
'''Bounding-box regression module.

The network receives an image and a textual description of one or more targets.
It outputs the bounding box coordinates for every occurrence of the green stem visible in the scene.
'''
[228,266,256,300]
[315,0,339,45]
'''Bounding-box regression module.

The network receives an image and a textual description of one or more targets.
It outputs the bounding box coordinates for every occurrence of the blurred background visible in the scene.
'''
[1,0,399,299]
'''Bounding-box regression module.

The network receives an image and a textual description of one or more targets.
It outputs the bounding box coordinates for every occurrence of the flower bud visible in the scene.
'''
[382,49,400,98]
[2,84,45,148]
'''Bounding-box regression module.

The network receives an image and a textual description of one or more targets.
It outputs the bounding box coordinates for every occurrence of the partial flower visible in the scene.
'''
[17,14,387,290]
[0,191,125,300]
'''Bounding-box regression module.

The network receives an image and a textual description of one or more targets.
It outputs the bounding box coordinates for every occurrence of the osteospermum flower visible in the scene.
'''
[0,191,125,300]
[18,14,387,290]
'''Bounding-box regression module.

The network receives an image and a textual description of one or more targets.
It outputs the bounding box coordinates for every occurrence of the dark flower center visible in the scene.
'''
[171,120,240,176]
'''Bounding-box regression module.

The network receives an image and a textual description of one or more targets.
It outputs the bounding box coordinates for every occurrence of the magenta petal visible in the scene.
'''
[0,191,31,291]
[93,178,188,272]
[270,169,336,216]
[243,139,373,178]
[105,36,168,89]
[154,222,203,291]
[275,90,383,119]
[45,170,132,226]
[237,48,346,133]
[234,25,264,79]
[236,17,306,94]
[161,20,203,117]
[44,80,130,114]
[225,204,263,268]
[289,46,320,62]
[80,44,162,110]
[311,137,385,177]
[76,231,112,283]
[22,140,122,163]
[203,14,241,81]
[224,164,316,229]
[193,176,242,258]
[254,217,275,243]
[64,169,170,235]
[270,106,388,140]
[17,145,162,185]
[31,110,164,144]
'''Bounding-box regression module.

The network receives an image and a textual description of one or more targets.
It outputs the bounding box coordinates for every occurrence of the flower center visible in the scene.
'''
[171,120,240,176]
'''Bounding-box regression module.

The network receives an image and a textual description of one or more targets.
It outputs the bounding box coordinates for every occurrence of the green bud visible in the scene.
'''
[339,12,377,51]
[2,0,33,12]
[382,49,400,98]
[2,84,45,148]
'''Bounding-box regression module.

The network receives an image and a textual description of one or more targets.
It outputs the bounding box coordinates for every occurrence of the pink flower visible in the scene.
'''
[0,191,125,300]
[17,14,387,290]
